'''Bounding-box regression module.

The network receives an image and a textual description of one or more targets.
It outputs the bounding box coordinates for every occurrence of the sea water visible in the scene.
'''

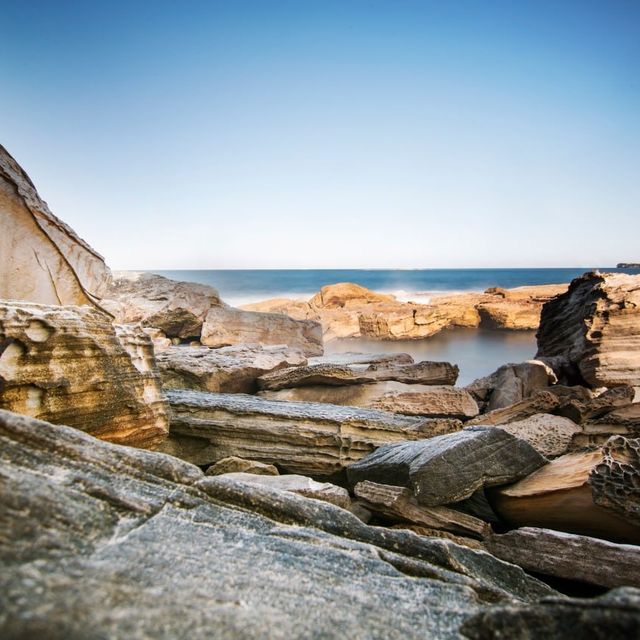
[155,267,639,385]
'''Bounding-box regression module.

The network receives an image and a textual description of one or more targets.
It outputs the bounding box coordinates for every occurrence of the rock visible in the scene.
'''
[142,327,172,352]
[466,391,561,426]
[460,588,640,640]
[0,301,168,448]
[205,456,279,476]
[486,527,640,589]
[156,344,307,393]
[0,144,111,309]
[536,271,640,387]
[216,472,351,509]
[201,306,323,356]
[103,271,223,339]
[347,427,546,506]
[309,282,396,308]
[164,390,457,476]
[308,352,414,366]
[476,413,581,458]
[559,385,637,423]
[488,449,640,544]
[0,410,558,638]
[370,386,479,419]
[257,360,459,391]
[390,524,486,551]
[354,480,490,539]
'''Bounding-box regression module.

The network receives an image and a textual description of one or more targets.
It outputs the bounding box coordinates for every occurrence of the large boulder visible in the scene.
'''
[536,271,640,387]
[0,144,111,309]
[0,301,168,448]
[201,306,324,356]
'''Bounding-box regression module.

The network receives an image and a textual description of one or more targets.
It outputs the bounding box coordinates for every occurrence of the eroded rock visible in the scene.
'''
[205,456,279,476]
[370,386,479,419]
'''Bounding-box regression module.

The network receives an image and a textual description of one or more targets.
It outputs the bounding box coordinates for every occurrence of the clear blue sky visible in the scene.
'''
[1,1,638,269]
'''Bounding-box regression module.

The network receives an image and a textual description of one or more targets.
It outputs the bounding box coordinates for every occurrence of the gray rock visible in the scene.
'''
[308,352,414,366]
[205,456,279,476]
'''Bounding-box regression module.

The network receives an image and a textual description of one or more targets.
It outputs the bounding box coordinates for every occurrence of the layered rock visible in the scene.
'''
[204,456,279,476]
[201,306,323,356]
[0,144,111,309]
[370,386,479,419]
[536,271,640,387]
[156,344,307,393]
[163,390,458,476]
[466,391,561,426]
[0,301,168,448]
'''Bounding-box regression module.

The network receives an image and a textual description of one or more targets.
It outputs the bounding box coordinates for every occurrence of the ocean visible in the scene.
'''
[156,267,639,385]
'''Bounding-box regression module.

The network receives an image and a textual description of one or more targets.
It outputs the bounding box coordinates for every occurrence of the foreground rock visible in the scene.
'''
[370,386,479,419]
[0,144,111,309]
[466,391,561,426]
[164,390,459,476]
[486,527,640,589]
[0,301,168,448]
[205,456,279,476]
[347,427,546,506]
[536,271,640,387]
[1,409,559,638]
[103,271,223,339]
[201,306,324,356]
[156,344,307,393]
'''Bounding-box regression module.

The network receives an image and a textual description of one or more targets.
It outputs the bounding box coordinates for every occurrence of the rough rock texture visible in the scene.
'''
[555,384,634,425]
[201,306,323,356]
[156,344,307,393]
[217,472,351,509]
[103,271,223,339]
[536,271,640,387]
[370,386,479,419]
[0,409,558,639]
[205,456,279,476]
[0,145,112,309]
[347,427,546,506]
[308,352,414,366]
[0,301,168,448]
[486,527,640,589]
[258,360,459,391]
[164,390,458,476]
[390,524,486,551]
[142,327,172,352]
[309,282,396,308]
[466,391,560,426]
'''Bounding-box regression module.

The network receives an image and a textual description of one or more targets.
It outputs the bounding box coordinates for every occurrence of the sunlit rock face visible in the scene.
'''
[0,144,111,309]
[0,301,168,449]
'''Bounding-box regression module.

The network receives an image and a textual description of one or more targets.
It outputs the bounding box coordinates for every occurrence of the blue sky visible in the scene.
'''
[1,1,638,268]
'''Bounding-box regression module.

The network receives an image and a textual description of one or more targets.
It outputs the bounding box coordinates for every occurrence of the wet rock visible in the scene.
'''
[205,456,279,476]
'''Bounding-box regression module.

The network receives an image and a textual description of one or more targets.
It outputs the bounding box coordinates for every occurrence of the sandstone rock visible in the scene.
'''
[347,427,546,506]
[0,409,557,639]
[354,480,490,539]
[308,352,414,366]
[536,271,640,387]
[486,527,640,589]
[466,391,561,426]
[164,390,458,476]
[0,301,168,448]
[309,282,396,308]
[476,301,541,330]
[156,344,307,393]
[217,472,351,509]
[370,386,479,419]
[201,306,323,356]
[0,144,111,309]
[558,385,637,424]
[142,327,171,352]
[205,456,279,476]
[390,524,486,550]
[103,271,222,339]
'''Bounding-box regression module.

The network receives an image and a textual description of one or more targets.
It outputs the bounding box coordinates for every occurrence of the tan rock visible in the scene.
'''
[309,282,395,309]
[466,391,561,426]
[389,524,485,550]
[0,301,168,448]
[142,327,172,352]
[370,386,479,419]
[0,144,111,309]
[205,456,279,476]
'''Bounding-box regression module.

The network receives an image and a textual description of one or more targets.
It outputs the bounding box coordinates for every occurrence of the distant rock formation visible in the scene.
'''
[618,263,640,269]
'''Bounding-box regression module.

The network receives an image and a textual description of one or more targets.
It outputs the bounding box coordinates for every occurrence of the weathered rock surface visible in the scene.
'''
[103,271,223,339]
[347,427,546,506]
[308,352,414,366]
[201,306,324,356]
[156,344,307,393]
[554,384,634,424]
[257,360,459,391]
[573,399,640,448]
[486,527,640,589]
[370,386,479,419]
[536,271,640,387]
[0,144,111,309]
[309,282,396,308]
[0,301,168,448]
[0,409,558,638]
[205,456,279,476]
[466,391,561,426]
[164,390,456,476]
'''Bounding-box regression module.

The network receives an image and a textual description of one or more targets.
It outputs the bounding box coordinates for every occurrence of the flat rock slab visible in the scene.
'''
[347,427,546,506]
[205,456,279,476]
[164,390,459,476]
[370,386,479,419]
[486,527,640,589]
[466,391,560,426]
[308,352,414,366]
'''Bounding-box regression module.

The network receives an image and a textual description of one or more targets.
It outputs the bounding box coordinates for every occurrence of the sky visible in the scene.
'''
[1,0,639,269]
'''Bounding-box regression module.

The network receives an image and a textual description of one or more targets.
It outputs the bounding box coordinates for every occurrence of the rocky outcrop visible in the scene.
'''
[370,386,479,419]
[1,409,559,638]
[347,427,546,506]
[536,271,640,387]
[201,306,323,356]
[0,301,168,448]
[466,391,561,426]
[103,271,223,339]
[156,344,307,393]
[309,282,396,308]
[308,352,414,366]
[163,390,459,476]
[204,456,279,476]
[0,144,111,309]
